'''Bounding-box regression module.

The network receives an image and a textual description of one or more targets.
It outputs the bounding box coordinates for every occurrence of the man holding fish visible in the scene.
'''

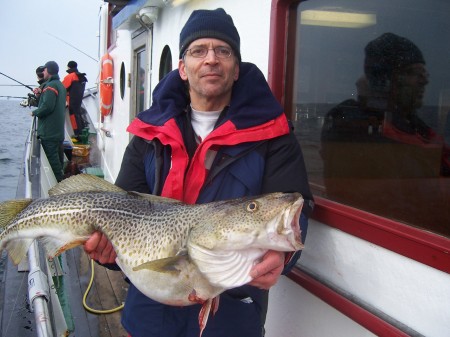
[85,8,314,337]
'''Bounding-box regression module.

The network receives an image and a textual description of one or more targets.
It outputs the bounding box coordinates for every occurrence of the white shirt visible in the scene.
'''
[190,107,221,143]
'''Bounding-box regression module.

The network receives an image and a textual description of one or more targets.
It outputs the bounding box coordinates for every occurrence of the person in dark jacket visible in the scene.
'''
[84,8,314,337]
[62,60,88,137]
[32,61,66,182]
[36,66,46,87]
[26,66,46,107]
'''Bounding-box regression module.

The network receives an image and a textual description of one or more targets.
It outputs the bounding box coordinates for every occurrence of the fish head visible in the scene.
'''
[190,192,304,252]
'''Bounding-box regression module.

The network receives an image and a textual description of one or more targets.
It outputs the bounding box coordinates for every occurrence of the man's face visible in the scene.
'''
[394,63,429,109]
[178,38,239,110]
[43,68,51,80]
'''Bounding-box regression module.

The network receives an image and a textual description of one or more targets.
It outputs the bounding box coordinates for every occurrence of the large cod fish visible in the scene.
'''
[0,174,304,334]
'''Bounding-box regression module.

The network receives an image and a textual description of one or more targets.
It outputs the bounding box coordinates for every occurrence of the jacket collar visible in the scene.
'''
[133,62,284,131]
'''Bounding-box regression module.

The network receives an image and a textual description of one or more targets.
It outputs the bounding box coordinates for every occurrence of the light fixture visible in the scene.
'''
[301,9,376,28]
[138,6,159,26]
[162,0,190,7]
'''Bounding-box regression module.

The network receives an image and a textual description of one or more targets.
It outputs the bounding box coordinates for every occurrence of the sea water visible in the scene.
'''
[0,99,32,202]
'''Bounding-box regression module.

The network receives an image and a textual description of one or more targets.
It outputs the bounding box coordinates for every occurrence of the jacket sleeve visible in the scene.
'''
[32,85,58,118]
[262,129,314,274]
[262,130,314,211]
[115,136,153,193]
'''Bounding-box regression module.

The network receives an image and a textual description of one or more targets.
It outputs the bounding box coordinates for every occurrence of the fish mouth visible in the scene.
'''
[280,195,304,251]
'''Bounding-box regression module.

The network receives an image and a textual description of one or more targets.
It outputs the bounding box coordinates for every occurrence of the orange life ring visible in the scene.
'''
[99,53,114,116]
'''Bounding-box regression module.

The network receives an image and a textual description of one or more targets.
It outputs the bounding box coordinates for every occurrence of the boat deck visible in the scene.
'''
[0,122,129,337]
[1,248,129,337]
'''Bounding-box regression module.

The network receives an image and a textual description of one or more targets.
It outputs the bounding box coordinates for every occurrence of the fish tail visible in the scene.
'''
[0,199,33,231]
[0,199,34,264]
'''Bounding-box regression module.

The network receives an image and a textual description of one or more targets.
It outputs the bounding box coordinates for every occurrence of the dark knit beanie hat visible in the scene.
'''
[179,8,241,60]
[43,61,59,75]
[36,66,45,79]
[67,60,78,69]
[364,33,425,89]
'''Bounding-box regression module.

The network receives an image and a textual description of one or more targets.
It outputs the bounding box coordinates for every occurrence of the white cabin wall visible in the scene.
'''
[101,29,134,182]
[266,276,377,337]
[277,220,450,337]
[150,5,184,94]
[98,3,110,58]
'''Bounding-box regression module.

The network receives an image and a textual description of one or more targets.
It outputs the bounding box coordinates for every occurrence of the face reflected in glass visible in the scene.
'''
[394,63,429,109]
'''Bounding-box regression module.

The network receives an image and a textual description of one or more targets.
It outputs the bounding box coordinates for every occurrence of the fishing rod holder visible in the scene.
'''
[28,266,50,308]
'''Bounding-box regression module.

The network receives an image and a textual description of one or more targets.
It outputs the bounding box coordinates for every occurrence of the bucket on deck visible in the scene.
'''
[79,128,90,145]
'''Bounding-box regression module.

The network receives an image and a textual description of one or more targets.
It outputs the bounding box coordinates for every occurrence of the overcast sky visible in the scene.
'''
[0,0,102,99]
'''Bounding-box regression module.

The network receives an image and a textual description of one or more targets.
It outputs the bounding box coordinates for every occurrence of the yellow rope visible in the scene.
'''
[82,259,124,314]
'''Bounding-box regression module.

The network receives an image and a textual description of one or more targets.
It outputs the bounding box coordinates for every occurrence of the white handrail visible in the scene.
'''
[24,118,54,337]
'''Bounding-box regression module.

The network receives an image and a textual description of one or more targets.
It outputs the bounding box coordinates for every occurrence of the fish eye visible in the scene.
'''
[246,201,259,212]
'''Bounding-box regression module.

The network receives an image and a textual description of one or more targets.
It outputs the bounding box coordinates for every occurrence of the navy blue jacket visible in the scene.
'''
[115,62,313,337]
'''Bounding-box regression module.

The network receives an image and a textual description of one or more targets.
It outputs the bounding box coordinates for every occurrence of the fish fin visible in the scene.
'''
[211,296,220,315]
[49,174,125,195]
[0,199,33,230]
[132,256,187,275]
[176,247,188,256]
[41,237,86,257]
[5,238,34,265]
[128,191,182,204]
[198,297,219,337]
[189,243,261,288]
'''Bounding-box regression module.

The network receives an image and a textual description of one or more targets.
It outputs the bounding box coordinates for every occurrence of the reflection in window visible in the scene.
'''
[291,0,450,237]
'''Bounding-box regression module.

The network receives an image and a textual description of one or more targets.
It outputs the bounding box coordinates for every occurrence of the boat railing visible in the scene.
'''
[22,117,68,337]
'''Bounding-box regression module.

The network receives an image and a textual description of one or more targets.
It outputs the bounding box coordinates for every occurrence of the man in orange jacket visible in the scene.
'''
[62,60,88,137]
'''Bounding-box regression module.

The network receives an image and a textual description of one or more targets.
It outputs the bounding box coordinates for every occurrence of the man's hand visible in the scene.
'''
[84,231,117,264]
[248,250,285,289]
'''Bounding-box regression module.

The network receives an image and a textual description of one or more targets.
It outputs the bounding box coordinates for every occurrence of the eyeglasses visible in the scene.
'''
[184,46,233,59]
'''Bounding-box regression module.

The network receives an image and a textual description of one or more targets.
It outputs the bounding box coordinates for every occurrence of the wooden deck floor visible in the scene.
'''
[65,247,129,337]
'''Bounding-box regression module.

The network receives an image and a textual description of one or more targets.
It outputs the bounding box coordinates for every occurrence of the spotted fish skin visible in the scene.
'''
[0,174,304,306]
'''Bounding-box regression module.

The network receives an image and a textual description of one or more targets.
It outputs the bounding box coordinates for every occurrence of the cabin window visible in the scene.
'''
[119,62,126,100]
[131,27,149,120]
[135,47,147,114]
[159,45,172,80]
[289,0,450,238]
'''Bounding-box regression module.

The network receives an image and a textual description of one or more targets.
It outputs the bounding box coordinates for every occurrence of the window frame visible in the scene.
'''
[268,0,450,274]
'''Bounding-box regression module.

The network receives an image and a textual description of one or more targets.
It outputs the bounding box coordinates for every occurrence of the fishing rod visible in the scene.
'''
[45,31,98,62]
[0,71,34,91]
[0,84,36,87]
[0,95,27,99]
